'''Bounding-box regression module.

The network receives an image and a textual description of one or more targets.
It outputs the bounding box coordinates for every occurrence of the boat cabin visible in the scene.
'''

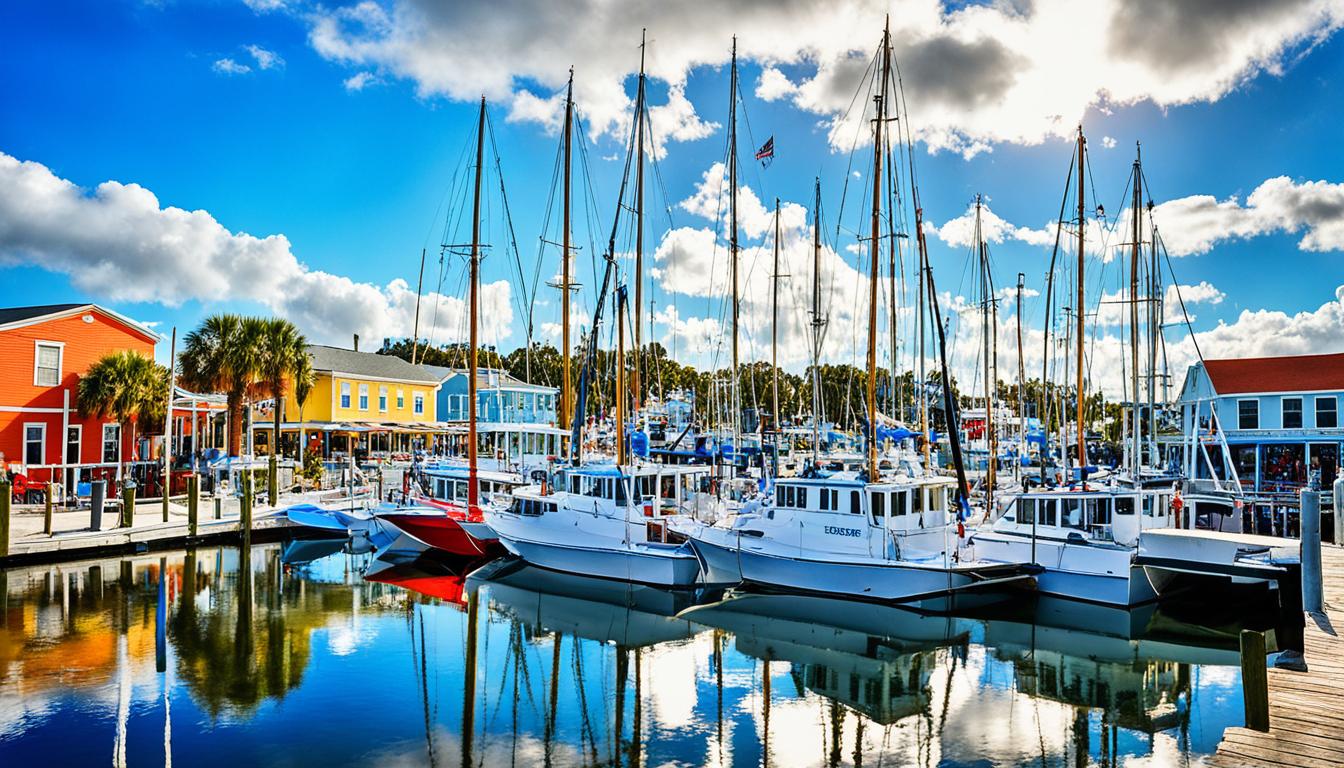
[422,466,524,506]
[994,488,1175,547]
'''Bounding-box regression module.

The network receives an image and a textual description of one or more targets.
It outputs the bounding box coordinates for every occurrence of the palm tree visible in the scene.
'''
[178,314,267,458]
[257,318,315,502]
[78,350,170,483]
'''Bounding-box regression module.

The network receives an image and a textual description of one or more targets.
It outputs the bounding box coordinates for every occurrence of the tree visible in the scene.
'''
[257,319,314,458]
[78,350,170,480]
[178,315,267,457]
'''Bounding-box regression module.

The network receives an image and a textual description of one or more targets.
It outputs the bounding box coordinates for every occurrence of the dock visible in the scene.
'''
[1212,544,1344,768]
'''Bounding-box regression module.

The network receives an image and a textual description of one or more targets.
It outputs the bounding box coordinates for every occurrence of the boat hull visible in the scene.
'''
[496,534,701,588]
[377,513,500,557]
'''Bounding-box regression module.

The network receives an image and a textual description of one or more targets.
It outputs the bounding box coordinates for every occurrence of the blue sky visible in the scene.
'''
[3,0,1343,396]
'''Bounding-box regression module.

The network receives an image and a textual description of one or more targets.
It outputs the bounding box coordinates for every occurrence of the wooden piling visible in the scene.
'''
[268,454,278,508]
[214,495,222,520]
[44,482,55,536]
[121,483,135,528]
[240,471,253,548]
[187,474,199,538]
[1240,629,1269,732]
[0,479,10,557]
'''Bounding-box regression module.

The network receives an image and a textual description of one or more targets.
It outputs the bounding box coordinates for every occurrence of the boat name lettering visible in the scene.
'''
[823,525,862,537]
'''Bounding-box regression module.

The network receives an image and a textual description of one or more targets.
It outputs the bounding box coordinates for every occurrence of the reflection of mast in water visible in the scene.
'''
[762,657,771,768]
[462,589,480,768]
[713,629,724,753]
[615,646,628,767]
[572,639,599,765]
[630,647,642,768]
[544,632,562,767]
[827,700,843,768]
[412,604,437,768]
[114,561,132,768]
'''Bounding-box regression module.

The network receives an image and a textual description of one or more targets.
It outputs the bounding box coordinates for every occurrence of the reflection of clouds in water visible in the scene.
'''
[362,724,588,768]
[641,637,704,731]
[939,645,1072,764]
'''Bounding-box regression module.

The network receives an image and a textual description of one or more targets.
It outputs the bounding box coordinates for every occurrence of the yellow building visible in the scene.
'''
[256,344,453,461]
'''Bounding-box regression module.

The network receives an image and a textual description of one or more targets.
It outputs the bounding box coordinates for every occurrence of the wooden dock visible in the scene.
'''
[1212,544,1344,768]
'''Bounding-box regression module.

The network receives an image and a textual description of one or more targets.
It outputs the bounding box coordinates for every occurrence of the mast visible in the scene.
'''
[811,178,824,463]
[633,30,647,416]
[616,287,627,463]
[1074,127,1087,474]
[866,20,890,478]
[468,97,485,511]
[561,69,574,450]
[411,248,426,364]
[1129,144,1142,476]
[729,36,741,442]
[771,198,781,436]
[1147,198,1160,463]
[1015,273,1026,480]
[976,196,995,508]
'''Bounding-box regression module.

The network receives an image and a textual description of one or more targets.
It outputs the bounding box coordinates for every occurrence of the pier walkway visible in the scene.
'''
[1212,545,1344,768]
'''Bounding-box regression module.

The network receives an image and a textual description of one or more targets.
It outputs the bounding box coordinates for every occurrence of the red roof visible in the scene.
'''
[1204,352,1344,395]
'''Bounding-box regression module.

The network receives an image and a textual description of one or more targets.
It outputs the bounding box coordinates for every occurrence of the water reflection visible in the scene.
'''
[1,545,1271,766]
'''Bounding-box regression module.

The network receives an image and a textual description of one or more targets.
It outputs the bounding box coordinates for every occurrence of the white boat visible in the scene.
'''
[968,485,1178,606]
[483,461,727,588]
[675,470,1032,604]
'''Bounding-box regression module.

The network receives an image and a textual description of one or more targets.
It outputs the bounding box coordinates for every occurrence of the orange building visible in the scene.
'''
[0,304,159,495]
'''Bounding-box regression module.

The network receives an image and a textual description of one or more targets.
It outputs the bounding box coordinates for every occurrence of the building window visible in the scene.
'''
[379,386,388,412]
[24,423,45,465]
[1283,397,1303,430]
[358,384,369,410]
[340,382,351,409]
[102,424,121,464]
[35,342,62,387]
[1317,397,1338,429]
[397,389,405,409]
[1238,399,1259,430]
[66,425,81,464]
[414,393,425,416]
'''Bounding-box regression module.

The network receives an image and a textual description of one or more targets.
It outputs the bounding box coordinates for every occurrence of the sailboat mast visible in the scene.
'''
[729,37,741,441]
[633,31,647,415]
[616,288,627,463]
[866,20,890,477]
[811,178,823,463]
[411,247,426,364]
[771,199,781,435]
[1129,145,1142,476]
[1015,272,1025,479]
[468,97,486,511]
[561,70,574,450]
[1074,127,1087,473]
[977,196,995,508]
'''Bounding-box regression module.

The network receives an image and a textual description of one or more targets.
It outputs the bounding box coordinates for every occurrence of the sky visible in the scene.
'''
[3,0,1344,402]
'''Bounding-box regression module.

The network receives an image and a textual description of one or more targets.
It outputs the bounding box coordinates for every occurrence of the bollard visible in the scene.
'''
[90,480,105,530]
[1240,629,1270,732]
[214,495,222,520]
[44,482,55,536]
[268,454,278,508]
[0,479,10,558]
[1302,487,1323,614]
[187,474,199,538]
[121,482,136,528]
[162,477,170,523]
[1334,476,1344,546]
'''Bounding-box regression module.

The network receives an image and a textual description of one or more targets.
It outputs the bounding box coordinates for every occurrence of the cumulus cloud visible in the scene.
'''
[212,58,251,75]
[0,152,513,347]
[1152,176,1344,256]
[343,71,379,91]
[928,200,1054,249]
[294,0,1341,158]
[245,44,284,70]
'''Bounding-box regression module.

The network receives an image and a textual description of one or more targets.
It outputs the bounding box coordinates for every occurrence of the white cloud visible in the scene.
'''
[343,71,380,91]
[242,0,287,11]
[297,0,1344,158]
[246,44,285,70]
[1153,176,1344,256]
[0,151,513,348]
[928,200,1054,249]
[212,58,251,75]
[1102,135,1117,149]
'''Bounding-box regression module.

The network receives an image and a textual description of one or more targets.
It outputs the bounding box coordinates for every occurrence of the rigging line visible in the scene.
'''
[484,109,533,347]
[833,44,883,249]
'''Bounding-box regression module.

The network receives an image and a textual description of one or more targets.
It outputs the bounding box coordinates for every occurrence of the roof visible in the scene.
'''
[1202,352,1344,395]
[424,365,557,393]
[307,345,441,384]
[0,303,159,341]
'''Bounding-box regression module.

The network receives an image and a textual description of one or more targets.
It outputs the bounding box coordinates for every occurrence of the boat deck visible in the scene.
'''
[1211,544,1344,768]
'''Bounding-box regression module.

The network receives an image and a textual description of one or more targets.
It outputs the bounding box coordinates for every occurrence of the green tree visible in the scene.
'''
[257,318,315,503]
[178,314,267,457]
[77,350,170,480]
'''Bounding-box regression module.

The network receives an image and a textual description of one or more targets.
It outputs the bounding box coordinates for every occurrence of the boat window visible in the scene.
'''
[1062,498,1083,528]
[1115,497,1135,515]
[892,491,908,516]
[1017,498,1034,524]
[453,481,468,502]
[570,476,580,494]
[795,487,808,508]
[1086,498,1110,525]
[820,488,831,511]
[929,488,947,513]
[1037,499,1057,527]
[435,479,448,498]
[615,479,629,506]
[871,492,885,520]
[850,491,860,515]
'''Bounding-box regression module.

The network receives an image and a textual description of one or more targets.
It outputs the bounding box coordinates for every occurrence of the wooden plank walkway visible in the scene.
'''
[1212,544,1344,768]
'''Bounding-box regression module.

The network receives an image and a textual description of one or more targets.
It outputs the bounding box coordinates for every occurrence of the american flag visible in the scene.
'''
[754,136,774,163]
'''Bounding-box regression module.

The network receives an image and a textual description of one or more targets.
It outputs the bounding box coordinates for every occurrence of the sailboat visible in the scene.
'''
[677,22,1032,604]
[376,98,503,558]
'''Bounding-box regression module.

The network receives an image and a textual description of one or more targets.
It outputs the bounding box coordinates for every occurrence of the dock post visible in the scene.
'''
[1302,486,1323,614]
[1334,476,1343,546]
[44,482,55,535]
[90,480,105,530]
[214,495,222,520]
[187,474,199,538]
[121,482,136,528]
[0,479,10,557]
[268,454,278,509]
[1240,628,1270,732]
[240,472,253,548]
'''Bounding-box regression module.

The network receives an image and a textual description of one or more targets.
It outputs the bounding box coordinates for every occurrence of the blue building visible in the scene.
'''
[1175,351,1342,493]
[423,365,565,470]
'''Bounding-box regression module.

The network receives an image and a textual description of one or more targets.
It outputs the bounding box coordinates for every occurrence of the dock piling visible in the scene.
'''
[187,474,199,538]
[240,472,253,548]
[120,482,135,528]
[90,480,105,530]
[1334,476,1343,545]
[1303,487,1323,614]
[44,483,55,536]
[0,479,10,557]
[1240,628,1270,732]
[214,495,222,520]
[268,454,278,508]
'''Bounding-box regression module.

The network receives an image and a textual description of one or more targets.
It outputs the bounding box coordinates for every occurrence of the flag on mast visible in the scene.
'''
[755,136,774,166]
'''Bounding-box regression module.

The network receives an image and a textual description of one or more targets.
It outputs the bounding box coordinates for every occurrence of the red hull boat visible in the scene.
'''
[376,506,502,557]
